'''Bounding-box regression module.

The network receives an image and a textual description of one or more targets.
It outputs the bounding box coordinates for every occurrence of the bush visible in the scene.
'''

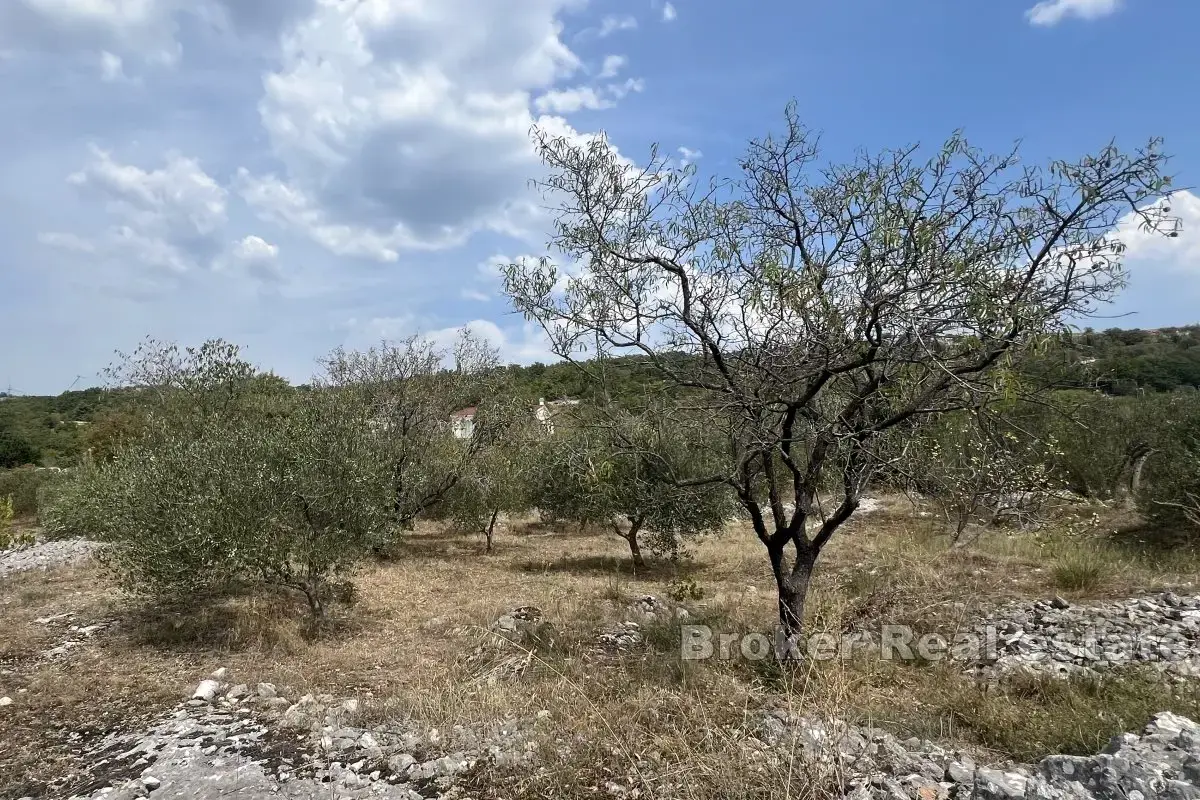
[1123,394,1200,536]
[41,339,394,618]
[0,429,39,469]
[0,467,67,519]
[0,495,35,550]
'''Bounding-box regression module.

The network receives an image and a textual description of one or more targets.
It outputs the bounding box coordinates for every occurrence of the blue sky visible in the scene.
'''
[1,0,1197,393]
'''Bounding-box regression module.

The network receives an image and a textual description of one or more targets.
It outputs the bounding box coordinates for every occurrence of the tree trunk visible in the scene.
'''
[485,509,499,553]
[1126,450,1154,510]
[617,515,646,569]
[768,541,817,658]
[301,583,325,620]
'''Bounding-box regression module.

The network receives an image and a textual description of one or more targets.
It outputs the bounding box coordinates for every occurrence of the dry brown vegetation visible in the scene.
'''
[2,497,1199,798]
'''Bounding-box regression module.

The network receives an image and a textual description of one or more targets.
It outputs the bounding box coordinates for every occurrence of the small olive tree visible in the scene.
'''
[901,409,1061,543]
[534,406,734,567]
[42,340,391,617]
[441,397,541,552]
[504,108,1177,644]
[321,331,503,532]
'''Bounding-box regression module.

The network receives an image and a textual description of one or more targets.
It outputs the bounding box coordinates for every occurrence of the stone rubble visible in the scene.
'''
[53,667,549,800]
[972,592,1200,680]
[756,709,1200,800]
[0,538,100,580]
[595,595,690,654]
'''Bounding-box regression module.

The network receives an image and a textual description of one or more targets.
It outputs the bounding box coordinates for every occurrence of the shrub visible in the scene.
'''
[1052,545,1112,591]
[41,339,394,618]
[0,466,67,519]
[0,495,35,550]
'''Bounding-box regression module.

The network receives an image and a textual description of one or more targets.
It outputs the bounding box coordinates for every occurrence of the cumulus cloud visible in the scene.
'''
[44,147,229,273]
[213,235,282,282]
[661,3,678,22]
[1026,0,1121,26]
[238,0,623,262]
[534,81,644,113]
[0,0,317,68]
[599,54,627,79]
[597,15,638,37]
[3,0,646,390]
[1115,190,1199,272]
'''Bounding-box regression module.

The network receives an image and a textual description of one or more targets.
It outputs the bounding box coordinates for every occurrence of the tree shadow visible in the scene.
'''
[121,588,365,653]
[1102,519,1199,560]
[509,553,697,580]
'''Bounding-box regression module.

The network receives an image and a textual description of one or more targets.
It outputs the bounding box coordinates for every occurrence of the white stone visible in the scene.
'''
[192,680,220,702]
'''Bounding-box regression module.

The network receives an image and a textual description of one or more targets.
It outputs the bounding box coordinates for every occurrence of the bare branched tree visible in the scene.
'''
[503,106,1178,648]
[321,330,502,531]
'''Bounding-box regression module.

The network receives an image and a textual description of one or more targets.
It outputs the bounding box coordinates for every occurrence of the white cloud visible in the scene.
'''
[213,234,282,281]
[3,0,186,65]
[597,15,637,37]
[534,85,611,113]
[1115,190,1199,271]
[68,146,227,238]
[535,77,645,113]
[46,147,229,273]
[98,50,124,81]
[0,0,317,68]
[1026,0,1121,26]
[661,3,677,22]
[677,146,702,165]
[240,0,625,261]
[599,54,626,79]
[3,0,646,391]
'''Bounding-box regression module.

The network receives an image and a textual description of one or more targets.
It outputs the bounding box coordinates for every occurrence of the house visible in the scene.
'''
[534,397,579,435]
[448,397,580,439]
[450,406,477,439]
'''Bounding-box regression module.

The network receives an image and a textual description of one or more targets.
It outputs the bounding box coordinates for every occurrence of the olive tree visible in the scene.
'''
[534,406,735,567]
[441,397,541,552]
[42,340,393,617]
[900,409,1061,543]
[504,108,1176,644]
[321,331,502,531]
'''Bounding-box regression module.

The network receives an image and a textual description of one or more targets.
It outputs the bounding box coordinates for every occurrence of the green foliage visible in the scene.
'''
[41,339,394,617]
[0,387,130,467]
[0,467,67,518]
[1012,391,1200,510]
[1052,545,1112,591]
[0,495,35,550]
[320,331,503,530]
[0,428,40,468]
[1024,326,1200,394]
[1137,406,1200,533]
[532,405,735,564]
[439,396,542,551]
[902,409,1062,541]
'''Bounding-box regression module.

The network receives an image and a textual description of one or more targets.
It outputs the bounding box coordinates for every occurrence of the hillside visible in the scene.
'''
[3,325,1198,468]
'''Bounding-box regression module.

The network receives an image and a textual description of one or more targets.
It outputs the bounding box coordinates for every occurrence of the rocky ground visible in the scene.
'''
[974,592,1200,679]
[0,539,99,580]
[20,660,1200,800]
[6,527,1200,799]
[758,709,1200,800]
[22,665,545,800]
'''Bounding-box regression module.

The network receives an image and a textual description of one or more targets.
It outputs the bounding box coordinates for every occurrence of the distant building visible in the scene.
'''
[450,406,477,439]
[534,397,579,435]
[448,397,580,439]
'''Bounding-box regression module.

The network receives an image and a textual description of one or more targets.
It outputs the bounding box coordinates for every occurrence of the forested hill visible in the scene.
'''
[1026,325,1200,395]
[3,325,1199,467]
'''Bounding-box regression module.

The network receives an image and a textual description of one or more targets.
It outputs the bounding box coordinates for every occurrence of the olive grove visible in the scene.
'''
[503,107,1178,644]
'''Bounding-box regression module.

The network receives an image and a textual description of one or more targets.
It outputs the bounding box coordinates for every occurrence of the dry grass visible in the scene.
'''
[2,498,1198,798]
